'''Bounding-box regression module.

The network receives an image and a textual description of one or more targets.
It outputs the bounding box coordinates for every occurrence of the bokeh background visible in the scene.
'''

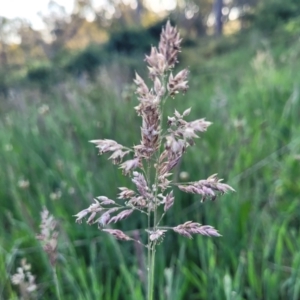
[1,0,300,299]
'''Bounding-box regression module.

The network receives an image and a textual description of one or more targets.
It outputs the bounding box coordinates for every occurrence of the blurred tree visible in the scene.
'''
[17,21,47,62]
[73,0,96,21]
[172,0,260,36]
[0,17,9,66]
[252,0,300,31]
[65,21,107,49]
[171,0,213,37]
[3,0,293,69]
[214,0,223,35]
[93,0,148,29]
[39,1,75,56]
[0,18,51,66]
[135,0,144,24]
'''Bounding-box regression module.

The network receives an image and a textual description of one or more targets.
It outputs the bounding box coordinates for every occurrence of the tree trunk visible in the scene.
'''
[214,0,223,36]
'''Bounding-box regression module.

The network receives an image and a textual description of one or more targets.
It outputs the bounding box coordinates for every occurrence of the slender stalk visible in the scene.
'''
[156,211,166,227]
[146,158,152,300]
[53,267,61,300]
[148,244,156,300]
[147,81,168,300]
[147,214,151,299]
[147,73,172,300]
[147,246,152,300]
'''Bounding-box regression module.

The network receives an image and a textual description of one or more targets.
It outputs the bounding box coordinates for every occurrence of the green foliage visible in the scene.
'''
[0,69,8,97]
[26,63,57,87]
[199,34,245,58]
[104,21,164,55]
[64,45,105,77]
[252,0,300,31]
[1,28,300,299]
[104,19,192,56]
[52,21,169,79]
[105,28,152,54]
[284,17,300,34]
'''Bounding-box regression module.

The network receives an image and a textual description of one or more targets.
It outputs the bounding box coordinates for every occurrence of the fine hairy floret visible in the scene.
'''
[36,207,58,267]
[73,21,234,300]
[11,259,37,297]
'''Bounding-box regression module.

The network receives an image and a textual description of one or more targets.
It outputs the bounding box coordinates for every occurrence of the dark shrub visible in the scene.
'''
[104,20,172,55]
[251,0,300,31]
[0,70,8,97]
[27,64,55,86]
[64,45,104,77]
[105,28,155,55]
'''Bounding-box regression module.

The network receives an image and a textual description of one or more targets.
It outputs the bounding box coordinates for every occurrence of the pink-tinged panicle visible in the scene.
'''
[118,187,136,199]
[133,76,160,152]
[179,119,212,143]
[108,149,130,164]
[119,157,140,175]
[168,69,189,96]
[165,135,185,154]
[87,212,97,225]
[133,71,161,159]
[158,172,172,191]
[36,207,58,267]
[145,21,182,79]
[127,196,147,208]
[73,209,89,222]
[96,196,116,206]
[167,109,212,146]
[11,259,37,296]
[97,213,110,228]
[134,102,161,159]
[90,139,130,164]
[145,47,167,79]
[178,174,235,202]
[148,229,167,242]
[189,119,212,133]
[90,139,124,154]
[157,149,182,179]
[134,72,149,97]
[102,229,132,241]
[105,207,121,215]
[73,21,233,269]
[182,107,191,117]
[74,199,103,223]
[156,135,186,178]
[154,77,164,96]
[108,209,134,224]
[173,221,221,238]
[132,171,151,199]
[159,21,182,69]
[164,190,175,212]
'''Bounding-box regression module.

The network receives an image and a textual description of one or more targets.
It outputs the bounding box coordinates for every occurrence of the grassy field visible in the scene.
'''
[1,28,300,299]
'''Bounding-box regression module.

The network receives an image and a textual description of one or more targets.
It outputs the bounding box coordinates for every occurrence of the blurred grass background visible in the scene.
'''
[1,1,300,299]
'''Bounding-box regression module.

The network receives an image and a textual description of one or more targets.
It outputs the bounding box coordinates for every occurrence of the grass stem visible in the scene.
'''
[53,267,62,300]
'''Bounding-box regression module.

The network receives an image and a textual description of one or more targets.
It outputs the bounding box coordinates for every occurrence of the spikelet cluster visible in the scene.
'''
[36,207,58,267]
[11,259,37,298]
